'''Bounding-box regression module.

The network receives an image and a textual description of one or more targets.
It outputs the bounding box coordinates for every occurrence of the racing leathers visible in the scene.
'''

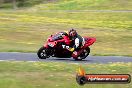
[69,34,85,52]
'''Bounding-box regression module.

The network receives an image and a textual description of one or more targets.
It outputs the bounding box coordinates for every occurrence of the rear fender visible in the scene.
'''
[84,37,96,47]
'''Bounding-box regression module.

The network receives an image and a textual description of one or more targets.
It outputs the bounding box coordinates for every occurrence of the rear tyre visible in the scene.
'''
[75,47,90,61]
[37,46,48,59]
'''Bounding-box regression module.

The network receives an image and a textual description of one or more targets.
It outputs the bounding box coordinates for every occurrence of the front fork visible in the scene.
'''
[44,43,48,48]
[43,43,55,57]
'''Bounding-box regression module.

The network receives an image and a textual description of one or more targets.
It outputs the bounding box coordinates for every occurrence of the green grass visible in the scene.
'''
[0,10,132,56]
[1,0,132,10]
[33,0,132,10]
[0,61,132,88]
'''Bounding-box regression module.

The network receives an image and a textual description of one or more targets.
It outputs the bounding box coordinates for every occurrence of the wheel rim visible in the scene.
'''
[78,49,89,59]
[84,50,88,56]
[40,49,47,57]
[78,56,81,60]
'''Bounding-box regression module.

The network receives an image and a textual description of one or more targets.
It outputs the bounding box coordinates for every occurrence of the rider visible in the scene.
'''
[68,29,85,52]
[53,29,84,54]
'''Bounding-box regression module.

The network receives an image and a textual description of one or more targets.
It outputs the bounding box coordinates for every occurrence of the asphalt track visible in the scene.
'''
[0,52,132,63]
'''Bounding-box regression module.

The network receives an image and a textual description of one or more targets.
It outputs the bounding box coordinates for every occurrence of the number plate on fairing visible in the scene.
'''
[48,43,54,47]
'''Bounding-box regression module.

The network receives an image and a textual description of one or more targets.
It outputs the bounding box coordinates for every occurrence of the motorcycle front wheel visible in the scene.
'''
[37,46,49,59]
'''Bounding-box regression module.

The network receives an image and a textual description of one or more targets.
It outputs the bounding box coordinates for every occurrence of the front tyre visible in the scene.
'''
[37,46,48,59]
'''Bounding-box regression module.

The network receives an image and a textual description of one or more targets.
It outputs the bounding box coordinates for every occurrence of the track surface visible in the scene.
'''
[0,52,132,63]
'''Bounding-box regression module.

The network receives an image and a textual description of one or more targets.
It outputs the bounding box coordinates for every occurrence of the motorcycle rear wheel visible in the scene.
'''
[75,47,90,61]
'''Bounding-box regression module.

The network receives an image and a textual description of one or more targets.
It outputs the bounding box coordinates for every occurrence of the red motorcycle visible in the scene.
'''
[37,34,96,60]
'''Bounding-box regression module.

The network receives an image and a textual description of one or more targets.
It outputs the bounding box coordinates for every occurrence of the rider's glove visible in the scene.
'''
[69,47,75,52]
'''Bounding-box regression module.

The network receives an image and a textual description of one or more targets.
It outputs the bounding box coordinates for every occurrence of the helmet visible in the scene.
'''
[69,29,77,38]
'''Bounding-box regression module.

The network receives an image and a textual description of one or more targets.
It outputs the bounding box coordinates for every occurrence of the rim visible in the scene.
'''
[40,49,47,57]
[84,50,88,56]
[78,49,89,59]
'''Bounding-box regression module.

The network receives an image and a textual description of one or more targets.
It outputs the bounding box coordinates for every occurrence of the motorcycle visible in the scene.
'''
[37,33,96,60]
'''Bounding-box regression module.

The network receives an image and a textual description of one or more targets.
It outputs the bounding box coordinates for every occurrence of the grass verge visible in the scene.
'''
[0,61,132,88]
